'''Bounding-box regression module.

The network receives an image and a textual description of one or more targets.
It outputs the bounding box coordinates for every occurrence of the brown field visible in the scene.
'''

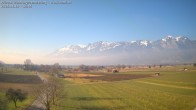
[0,83,39,93]
[0,73,42,84]
[0,72,42,93]
[64,73,103,77]
[83,74,151,81]
[64,73,151,81]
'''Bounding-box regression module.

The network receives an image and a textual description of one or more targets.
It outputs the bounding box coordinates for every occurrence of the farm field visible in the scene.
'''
[0,68,42,110]
[59,69,196,110]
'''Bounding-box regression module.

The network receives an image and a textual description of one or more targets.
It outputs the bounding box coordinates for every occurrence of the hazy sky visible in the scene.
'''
[0,0,196,64]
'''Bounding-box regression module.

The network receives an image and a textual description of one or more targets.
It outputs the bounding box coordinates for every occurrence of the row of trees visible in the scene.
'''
[23,59,62,74]
[19,59,196,73]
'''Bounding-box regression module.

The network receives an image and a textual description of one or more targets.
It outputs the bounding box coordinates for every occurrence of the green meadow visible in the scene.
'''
[59,68,196,110]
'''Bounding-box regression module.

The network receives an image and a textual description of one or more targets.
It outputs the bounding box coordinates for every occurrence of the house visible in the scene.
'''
[184,68,188,71]
[154,73,160,76]
[112,69,119,73]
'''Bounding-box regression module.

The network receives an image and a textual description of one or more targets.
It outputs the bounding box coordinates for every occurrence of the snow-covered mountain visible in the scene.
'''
[52,36,196,65]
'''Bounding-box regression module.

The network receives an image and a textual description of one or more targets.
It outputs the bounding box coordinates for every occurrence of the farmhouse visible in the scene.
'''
[112,69,119,73]
[184,68,188,71]
[154,73,160,76]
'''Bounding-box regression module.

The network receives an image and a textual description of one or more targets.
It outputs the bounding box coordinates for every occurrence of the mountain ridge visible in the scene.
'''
[52,36,196,65]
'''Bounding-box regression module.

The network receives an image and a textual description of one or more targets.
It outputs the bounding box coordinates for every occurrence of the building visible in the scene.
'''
[154,73,160,76]
[55,73,65,78]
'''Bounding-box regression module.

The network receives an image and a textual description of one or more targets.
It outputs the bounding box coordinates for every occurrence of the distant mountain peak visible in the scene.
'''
[162,35,173,41]
[175,36,189,41]
[130,41,136,43]
[140,40,149,46]
[53,36,196,65]
[77,44,87,48]
[56,36,194,54]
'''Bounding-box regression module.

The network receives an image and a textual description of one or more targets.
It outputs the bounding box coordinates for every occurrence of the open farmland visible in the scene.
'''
[0,73,42,84]
[82,74,151,81]
[59,69,196,110]
[0,68,42,110]
[0,68,42,92]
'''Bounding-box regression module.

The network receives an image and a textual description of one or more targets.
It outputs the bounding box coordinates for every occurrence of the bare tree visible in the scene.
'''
[34,77,65,110]
[79,64,89,71]
[51,63,62,75]
[24,59,33,71]
[34,83,53,110]
[49,77,65,110]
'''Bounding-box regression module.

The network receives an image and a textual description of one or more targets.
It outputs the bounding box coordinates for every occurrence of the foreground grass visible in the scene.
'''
[0,91,34,110]
[60,71,196,110]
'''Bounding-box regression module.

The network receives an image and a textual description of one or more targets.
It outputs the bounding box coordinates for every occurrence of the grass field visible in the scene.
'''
[59,67,196,110]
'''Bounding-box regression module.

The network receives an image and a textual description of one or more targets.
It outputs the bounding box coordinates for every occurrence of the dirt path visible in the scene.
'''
[26,72,47,110]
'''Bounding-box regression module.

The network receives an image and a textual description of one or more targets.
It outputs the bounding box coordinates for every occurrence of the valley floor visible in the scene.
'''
[59,71,196,110]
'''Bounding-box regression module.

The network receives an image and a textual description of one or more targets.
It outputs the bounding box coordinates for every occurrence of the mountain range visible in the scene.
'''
[52,36,196,65]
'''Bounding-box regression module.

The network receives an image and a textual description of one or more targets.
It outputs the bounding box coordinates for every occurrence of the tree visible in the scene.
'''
[39,64,51,72]
[36,83,53,110]
[5,88,27,108]
[24,59,33,71]
[34,77,65,110]
[51,63,61,74]
[49,77,65,109]
[79,64,89,71]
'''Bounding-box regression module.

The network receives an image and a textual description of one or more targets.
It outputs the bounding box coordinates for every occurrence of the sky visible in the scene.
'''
[0,0,196,64]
